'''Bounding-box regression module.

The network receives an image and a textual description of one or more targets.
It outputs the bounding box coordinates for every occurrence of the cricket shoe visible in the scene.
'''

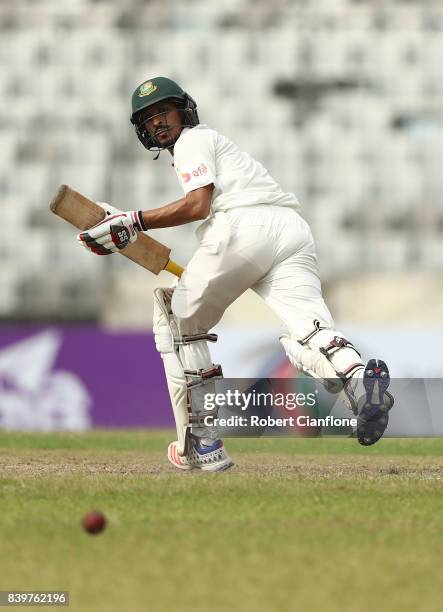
[356,359,394,446]
[167,436,235,472]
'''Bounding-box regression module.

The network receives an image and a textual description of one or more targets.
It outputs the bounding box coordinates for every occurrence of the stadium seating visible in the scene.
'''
[0,0,442,319]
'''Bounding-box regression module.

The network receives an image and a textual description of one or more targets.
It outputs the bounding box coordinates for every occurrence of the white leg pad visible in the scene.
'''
[153,288,222,455]
[280,335,338,381]
[280,335,345,394]
[153,288,189,455]
[280,324,364,393]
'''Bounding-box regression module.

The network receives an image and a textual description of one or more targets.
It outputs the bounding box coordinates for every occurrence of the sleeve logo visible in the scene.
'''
[180,164,208,184]
[192,163,208,177]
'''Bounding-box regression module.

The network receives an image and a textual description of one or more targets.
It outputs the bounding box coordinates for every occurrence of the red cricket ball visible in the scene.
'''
[82,511,107,535]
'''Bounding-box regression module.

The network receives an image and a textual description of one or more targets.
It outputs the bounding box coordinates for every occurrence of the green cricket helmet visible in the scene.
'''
[130,77,199,152]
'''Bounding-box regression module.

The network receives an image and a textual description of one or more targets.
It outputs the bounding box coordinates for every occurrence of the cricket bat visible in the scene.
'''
[50,185,184,277]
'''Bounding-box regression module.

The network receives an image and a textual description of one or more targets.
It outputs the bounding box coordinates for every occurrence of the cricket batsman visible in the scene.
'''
[78,77,394,472]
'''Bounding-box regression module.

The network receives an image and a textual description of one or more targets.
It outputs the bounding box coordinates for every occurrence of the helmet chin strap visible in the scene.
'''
[151,124,185,160]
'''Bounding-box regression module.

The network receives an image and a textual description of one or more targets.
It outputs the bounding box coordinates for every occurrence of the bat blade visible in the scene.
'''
[50,184,181,276]
[50,184,105,230]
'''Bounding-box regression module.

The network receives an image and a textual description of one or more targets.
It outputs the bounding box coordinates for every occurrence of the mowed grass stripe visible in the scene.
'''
[1,430,443,455]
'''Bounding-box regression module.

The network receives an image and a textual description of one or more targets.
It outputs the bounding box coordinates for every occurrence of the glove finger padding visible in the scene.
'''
[78,229,116,251]
[78,234,115,255]
[76,210,146,255]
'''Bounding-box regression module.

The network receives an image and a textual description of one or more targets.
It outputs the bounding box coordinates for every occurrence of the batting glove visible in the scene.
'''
[77,210,148,255]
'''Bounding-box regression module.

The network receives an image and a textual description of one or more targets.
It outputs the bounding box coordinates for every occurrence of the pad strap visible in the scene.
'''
[184,365,223,388]
[299,319,324,345]
[175,333,218,345]
[297,320,364,384]
[342,363,365,379]
[319,336,361,359]
[185,365,223,427]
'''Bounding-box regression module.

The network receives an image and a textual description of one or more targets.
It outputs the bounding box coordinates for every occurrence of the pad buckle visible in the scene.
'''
[175,333,218,346]
[320,336,361,358]
[184,365,223,388]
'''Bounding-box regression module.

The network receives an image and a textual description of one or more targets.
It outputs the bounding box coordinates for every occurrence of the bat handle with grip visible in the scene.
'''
[164,260,184,277]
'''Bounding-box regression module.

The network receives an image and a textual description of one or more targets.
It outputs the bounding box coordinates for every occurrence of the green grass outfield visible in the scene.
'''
[0,431,442,612]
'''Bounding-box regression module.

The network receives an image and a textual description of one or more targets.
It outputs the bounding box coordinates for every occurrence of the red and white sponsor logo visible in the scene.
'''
[191,163,208,177]
[180,164,208,185]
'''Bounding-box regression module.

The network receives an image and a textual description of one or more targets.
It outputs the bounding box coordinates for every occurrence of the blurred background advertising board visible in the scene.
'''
[1,325,442,432]
[0,328,171,430]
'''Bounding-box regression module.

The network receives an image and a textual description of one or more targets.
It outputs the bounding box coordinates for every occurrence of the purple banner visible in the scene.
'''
[0,327,173,430]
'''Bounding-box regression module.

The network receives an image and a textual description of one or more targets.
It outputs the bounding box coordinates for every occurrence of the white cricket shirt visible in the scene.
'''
[173,125,300,212]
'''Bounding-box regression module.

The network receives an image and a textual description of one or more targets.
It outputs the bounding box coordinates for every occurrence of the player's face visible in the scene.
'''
[142,100,184,148]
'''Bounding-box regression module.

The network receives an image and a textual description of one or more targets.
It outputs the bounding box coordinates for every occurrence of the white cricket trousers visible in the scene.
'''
[170,205,335,374]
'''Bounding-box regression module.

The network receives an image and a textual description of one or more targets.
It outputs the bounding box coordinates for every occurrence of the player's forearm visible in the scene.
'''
[141,187,212,229]
[140,197,194,229]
